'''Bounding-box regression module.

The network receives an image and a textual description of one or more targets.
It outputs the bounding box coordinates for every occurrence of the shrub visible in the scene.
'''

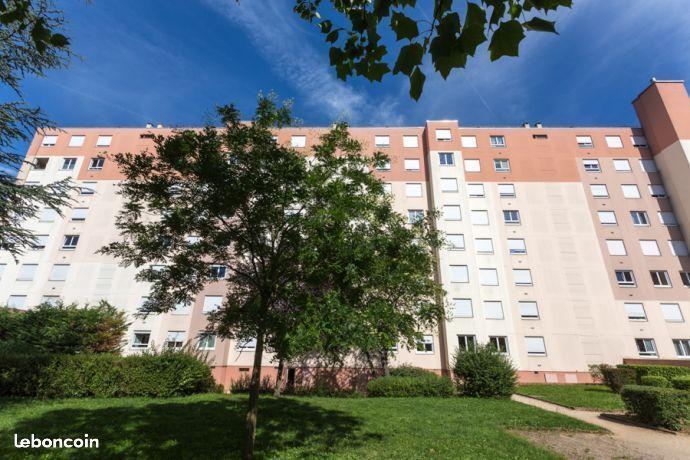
[389,365,435,378]
[599,364,636,393]
[367,374,454,397]
[621,385,690,430]
[640,375,669,388]
[618,364,690,383]
[0,348,52,396]
[230,374,274,394]
[452,345,517,397]
[671,376,690,391]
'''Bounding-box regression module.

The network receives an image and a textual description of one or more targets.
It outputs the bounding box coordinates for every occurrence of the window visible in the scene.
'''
[582,159,600,172]
[639,159,658,172]
[631,136,648,148]
[374,135,390,147]
[464,159,481,172]
[435,129,451,141]
[576,136,593,148]
[474,238,493,254]
[625,303,647,321]
[508,238,526,254]
[648,184,667,198]
[449,265,469,283]
[598,211,617,225]
[61,235,79,250]
[470,210,489,225]
[605,136,623,148]
[489,336,508,353]
[479,268,499,286]
[96,135,112,147]
[681,271,690,287]
[88,157,105,170]
[460,135,477,148]
[49,264,69,281]
[661,303,684,322]
[203,295,222,314]
[503,210,520,224]
[615,270,635,287]
[467,183,485,197]
[659,212,678,226]
[457,335,476,352]
[132,331,151,349]
[61,158,77,170]
[41,296,61,306]
[438,152,454,165]
[440,178,458,192]
[635,338,657,356]
[17,264,38,281]
[416,335,434,354]
[290,135,306,148]
[408,209,424,223]
[532,134,548,140]
[590,184,609,197]
[42,135,58,146]
[382,183,392,194]
[33,157,49,170]
[630,211,649,226]
[490,135,506,147]
[198,332,216,350]
[32,234,49,250]
[71,208,88,222]
[405,183,423,197]
[446,234,465,250]
[186,235,201,246]
[484,301,504,320]
[493,158,510,172]
[68,135,85,147]
[673,339,690,357]
[669,240,689,256]
[376,159,391,171]
[442,205,461,221]
[7,295,27,309]
[80,182,96,195]
[238,338,257,350]
[210,265,227,279]
[172,301,191,315]
[526,336,547,356]
[165,331,186,349]
[519,301,539,319]
[403,135,418,148]
[651,270,672,287]
[621,184,640,199]
[404,159,420,170]
[498,183,516,197]
[452,298,473,317]
[513,269,533,286]
[603,239,626,256]
[639,240,661,256]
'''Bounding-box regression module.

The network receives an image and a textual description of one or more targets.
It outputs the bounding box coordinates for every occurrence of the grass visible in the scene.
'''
[517,384,625,411]
[0,393,603,459]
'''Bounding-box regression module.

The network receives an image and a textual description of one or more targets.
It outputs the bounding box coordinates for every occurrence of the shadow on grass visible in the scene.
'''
[582,386,615,394]
[1,396,377,459]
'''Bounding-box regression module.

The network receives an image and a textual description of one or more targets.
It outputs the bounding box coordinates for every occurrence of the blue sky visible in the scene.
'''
[6,0,690,138]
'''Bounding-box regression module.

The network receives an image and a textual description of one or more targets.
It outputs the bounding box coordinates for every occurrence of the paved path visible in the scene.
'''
[512,393,690,459]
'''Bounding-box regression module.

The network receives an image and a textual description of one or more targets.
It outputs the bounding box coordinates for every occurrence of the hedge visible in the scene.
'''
[640,375,669,388]
[672,376,690,391]
[620,385,690,430]
[599,365,636,393]
[389,365,435,378]
[367,374,454,397]
[618,364,690,383]
[453,344,517,397]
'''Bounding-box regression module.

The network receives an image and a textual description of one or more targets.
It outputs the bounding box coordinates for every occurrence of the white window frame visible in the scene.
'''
[41,135,58,146]
[132,331,151,349]
[96,135,112,147]
[648,184,667,198]
[650,270,672,287]
[449,265,469,283]
[635,338,657,357]
[374,135,390,147]
[625,303,647,321]
[474,238,494,254]
[605,136,623,148]
[483,301,504,320]
[615,270,635,287]
[630,211,649,226]
[659,212,678,226]
[435,129,452,141]
[590,184,609,198]
[639,240,661,256]
[61,158,77,171]
[606,239,627,256]
[525,336,547,356]
[467,183,485,197]
[88,157,105,170]
[290,135,306,148]
[470,210,489,225]
[513,268,533,286]
[621,184,640,199]
[669,240,689,257]
[498,183,515,198]
[402,135,418,148]
[460,135,477,148]
[582,159,600,172]
[519,301,539,320]
[493,158,510,172]
[576,136,593,148]
[452,298,473,318]
[405,182,423,197]
[503,210,521,224]
[464,159,481,172]
[446,234,465,250]
[661,303,684,323]
[415,335,434,354]
[489,135,506,148]
[442,205,461,221]
[479,268,499,286]
[438,152,454,166]
[68,135,85,147]
[404,158,421,171]
[440,178,458,192]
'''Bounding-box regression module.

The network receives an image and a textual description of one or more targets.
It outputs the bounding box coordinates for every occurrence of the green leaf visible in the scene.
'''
[488,20,525,61]
[368,62,390,82]
[390,11,418,41]
[31,20,52,54]
[319,19,332,33]
[523,17,557,33]
[326,30,339,43]
[459,3,487,56]
[393,42,423,75]
[49,33,70,48]
[409,66,425,100]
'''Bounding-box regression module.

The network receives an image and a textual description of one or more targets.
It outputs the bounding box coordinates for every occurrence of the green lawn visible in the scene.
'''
[0,394,602,459]
[517,384,624,411]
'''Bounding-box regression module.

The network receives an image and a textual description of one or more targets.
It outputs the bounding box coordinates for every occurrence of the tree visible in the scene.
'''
[292,0,571,99]
[102,94,444,458]
[1,0,75,258]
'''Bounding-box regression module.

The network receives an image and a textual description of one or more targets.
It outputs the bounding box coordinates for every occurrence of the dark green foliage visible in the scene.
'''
[640,375,669,388]
[618,364,690,383]
[599,364,636,393]
[389,365,434,378]
[0,301,128,354]
[367,374,454,397]
[230,374,274,394]
[671,376,690,391]
[293,0,571,99]
[0,347,51,396]
[453,344,517,397]
[620,385,690,430]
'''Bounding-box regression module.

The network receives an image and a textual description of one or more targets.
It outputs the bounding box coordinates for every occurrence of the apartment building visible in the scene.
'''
[2,80,690,386]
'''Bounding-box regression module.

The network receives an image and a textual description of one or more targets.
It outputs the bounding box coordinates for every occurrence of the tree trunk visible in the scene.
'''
[381,349,390,377]
[243,332,265,460]
[273,356,285,397]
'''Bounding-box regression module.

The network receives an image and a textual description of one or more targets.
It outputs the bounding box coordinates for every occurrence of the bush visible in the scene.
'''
[640,375,669,388]
[618,364,690,383]
[452,345,517,397]
[367,374,454,397]
[621,385,690,430]
[389,365,434,378]
[599,364,636,393]
[0,348,52,396]
[671,376,690,391]
[230,374,274,394]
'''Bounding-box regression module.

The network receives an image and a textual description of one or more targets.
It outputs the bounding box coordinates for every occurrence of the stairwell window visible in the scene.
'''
[651,270,672,287]
[490,135,506,148]
[440,178,458,192]
[635,338,657,357]
[415,335,434,354]
[61,158,77,171]
[438,152,454,166]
